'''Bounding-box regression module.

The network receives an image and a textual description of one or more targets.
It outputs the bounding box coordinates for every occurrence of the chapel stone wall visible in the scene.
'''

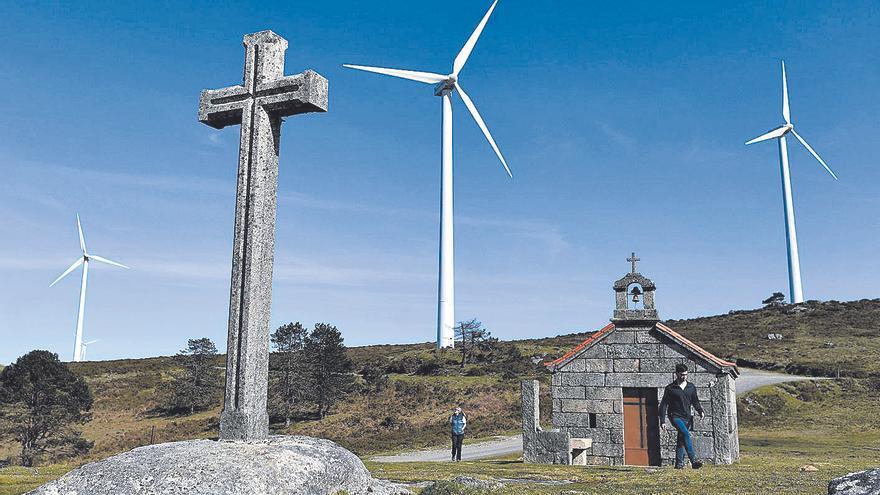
[550,325,738,466]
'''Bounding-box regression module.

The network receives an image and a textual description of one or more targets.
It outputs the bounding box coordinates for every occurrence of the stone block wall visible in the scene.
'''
[550,324,738,466]
[522,380,570,464]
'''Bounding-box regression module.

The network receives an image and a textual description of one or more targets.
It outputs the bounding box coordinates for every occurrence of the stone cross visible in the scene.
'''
[628,252,640,273]
[199,30,328,441]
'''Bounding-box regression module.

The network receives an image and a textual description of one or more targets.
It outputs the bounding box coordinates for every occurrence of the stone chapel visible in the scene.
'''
[522,254,740,466]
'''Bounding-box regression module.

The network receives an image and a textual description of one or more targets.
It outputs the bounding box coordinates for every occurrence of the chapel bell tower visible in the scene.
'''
[612,252,659,323]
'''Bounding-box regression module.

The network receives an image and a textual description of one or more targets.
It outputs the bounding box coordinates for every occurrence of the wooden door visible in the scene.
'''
[622,388,661,466]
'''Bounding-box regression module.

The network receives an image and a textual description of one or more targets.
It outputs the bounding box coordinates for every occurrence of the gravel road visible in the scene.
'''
[368,368,817,463]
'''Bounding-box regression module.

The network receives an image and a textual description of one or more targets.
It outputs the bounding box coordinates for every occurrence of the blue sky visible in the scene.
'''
[0,1,877,364]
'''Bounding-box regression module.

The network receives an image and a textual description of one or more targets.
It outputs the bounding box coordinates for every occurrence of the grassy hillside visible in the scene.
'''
[4,379,879,494]
[0,298,877,483]
[667,298,880,377]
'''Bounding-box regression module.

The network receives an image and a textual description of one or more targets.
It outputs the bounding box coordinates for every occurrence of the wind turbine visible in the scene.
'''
[746,61,838,304]
[81,339,101,361]
[50,215,128,362]
[344,0,511,349]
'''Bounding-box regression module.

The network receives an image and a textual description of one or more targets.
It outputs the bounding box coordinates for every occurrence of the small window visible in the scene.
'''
[589,413,597,428]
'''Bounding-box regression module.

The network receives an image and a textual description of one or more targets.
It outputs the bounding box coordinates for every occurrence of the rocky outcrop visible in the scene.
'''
[28,435,409,495]
[828,469,880,495]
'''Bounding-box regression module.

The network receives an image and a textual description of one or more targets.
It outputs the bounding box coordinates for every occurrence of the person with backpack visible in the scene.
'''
[449,406,467,461]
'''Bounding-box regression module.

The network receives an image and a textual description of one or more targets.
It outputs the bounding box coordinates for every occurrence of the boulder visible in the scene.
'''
[27,435,409,495]
[828,468,880,495]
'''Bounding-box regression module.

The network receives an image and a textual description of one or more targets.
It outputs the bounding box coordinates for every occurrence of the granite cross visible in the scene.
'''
[628,252,640,273]
[199,30,328,441]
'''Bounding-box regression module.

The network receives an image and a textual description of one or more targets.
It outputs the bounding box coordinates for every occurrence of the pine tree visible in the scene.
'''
[269,322,309,427]
[303,323,354,418]
[0,350,93,466]
[167,338,219,415]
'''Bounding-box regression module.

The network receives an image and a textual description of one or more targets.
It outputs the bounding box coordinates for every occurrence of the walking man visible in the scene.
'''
[659,363,704,469]
[449,406,467,462]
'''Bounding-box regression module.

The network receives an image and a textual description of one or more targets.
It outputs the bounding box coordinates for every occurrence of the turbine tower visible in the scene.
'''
[344,0,511,348]
[50,215,128,362]
[746,61,838,304]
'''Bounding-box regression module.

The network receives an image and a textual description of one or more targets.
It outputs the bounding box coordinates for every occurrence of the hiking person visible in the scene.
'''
[449,406,467,461]
[659,363,704,469]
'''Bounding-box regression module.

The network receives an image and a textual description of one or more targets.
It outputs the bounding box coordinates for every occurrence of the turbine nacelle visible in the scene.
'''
[434,79,457,97]
[745,123,793,145]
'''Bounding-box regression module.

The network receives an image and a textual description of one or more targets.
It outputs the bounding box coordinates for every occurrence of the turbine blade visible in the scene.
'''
[455,83,512,178]
[782,61,791,125]
[84,339,100,345]
[50,257,84,287]
[342,64,446,84]
[89,254,130,269]
[76,214,87,254]
[791,129,838,180]
[745,125,789,145]
[453,0,499,77]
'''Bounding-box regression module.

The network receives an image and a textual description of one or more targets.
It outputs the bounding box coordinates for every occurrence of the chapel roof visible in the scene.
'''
[544,322,738,377]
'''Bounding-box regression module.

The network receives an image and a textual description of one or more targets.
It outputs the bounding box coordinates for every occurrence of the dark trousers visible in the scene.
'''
[671,416,697,467]
[451,433,464,461]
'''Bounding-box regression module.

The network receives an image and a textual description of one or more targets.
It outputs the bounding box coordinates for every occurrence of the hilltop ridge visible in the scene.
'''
[1,297,877,465]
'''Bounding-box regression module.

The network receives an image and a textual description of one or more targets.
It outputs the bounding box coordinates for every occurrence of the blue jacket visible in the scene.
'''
[450,413,467,435]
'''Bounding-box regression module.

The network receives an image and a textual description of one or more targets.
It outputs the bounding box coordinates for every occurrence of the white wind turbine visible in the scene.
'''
[81,339,101,361]
[746,61,838,304]
[50,215,128,362]
[344,0,511,349]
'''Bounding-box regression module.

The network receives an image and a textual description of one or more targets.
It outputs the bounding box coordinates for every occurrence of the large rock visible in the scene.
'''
[28,435,409,495]
[828,469,880,495]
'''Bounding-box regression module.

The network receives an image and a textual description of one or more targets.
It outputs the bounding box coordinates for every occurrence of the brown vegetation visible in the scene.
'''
[1,298,877,466]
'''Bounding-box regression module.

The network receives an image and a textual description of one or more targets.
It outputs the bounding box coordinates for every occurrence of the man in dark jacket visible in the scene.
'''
[659,363,704,469]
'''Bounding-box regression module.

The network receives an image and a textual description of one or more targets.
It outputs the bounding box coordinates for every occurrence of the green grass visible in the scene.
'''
[362,379,880,495]
[367,450,877,495]
[0,466,72,495]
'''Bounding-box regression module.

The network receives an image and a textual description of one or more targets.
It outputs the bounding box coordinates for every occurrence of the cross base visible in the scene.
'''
[220,409,269,442]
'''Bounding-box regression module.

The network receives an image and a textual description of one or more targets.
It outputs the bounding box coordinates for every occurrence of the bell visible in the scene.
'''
[630,286,642,303]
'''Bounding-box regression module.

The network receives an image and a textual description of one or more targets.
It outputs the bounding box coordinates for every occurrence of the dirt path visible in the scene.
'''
[368,368,817,463]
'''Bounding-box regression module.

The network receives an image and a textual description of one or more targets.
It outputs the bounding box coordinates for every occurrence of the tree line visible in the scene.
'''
[0,317,518,466]
[0,321,354,466]
[112,318,505,424]
[162,322,355,426]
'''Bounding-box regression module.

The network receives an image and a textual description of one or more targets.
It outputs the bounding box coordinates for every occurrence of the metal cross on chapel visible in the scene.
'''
[199,30,327,441]
[628,252,640,274]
